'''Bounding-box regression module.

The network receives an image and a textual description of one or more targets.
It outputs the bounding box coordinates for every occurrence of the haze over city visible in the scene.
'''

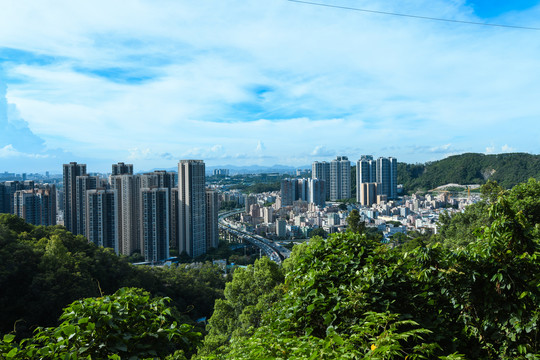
[1,0,540,173]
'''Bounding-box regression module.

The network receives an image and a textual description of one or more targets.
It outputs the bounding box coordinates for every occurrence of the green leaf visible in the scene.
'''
[6,348,19,358]
[3,334,16,344]
[63,325,77,337]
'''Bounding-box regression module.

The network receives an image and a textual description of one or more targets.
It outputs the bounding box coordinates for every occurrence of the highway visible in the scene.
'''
[218,209,291,264]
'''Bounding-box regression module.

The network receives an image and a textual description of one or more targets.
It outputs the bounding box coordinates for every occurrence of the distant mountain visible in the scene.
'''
[143,164,308,175]
[207,164,308,175]
[398,152,540,192]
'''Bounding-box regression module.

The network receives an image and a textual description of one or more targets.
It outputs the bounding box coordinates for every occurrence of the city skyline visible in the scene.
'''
[1,1,540,173]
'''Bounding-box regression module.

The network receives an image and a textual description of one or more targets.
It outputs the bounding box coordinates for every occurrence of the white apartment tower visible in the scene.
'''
[330,156,351,201]
[110,174,142,256]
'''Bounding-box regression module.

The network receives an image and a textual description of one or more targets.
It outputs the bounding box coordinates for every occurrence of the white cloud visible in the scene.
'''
[311,145,334,157]
[501,144,516,152]
[429,144,452,153]
[485,146,496,154]
[0,144,49,159]
[1,1,540,171]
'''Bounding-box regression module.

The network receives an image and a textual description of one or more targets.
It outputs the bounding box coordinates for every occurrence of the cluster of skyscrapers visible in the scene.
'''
[279,155,397,208]
[0,180,57,226]
[0,160,218,262]
[310,155,397,205]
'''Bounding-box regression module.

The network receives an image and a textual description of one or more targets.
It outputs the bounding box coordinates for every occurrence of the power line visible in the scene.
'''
[287,0,540,31]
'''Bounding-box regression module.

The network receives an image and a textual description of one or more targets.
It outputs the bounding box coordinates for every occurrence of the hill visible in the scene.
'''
[398,152,540,192]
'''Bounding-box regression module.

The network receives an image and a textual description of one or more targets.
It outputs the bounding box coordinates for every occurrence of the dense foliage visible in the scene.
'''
[0,216,227,337]
[197,179,540,359]
[398,152,540,193]
[0,288,201,359]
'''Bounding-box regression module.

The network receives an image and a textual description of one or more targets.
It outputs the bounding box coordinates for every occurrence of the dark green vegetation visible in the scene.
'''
[399,152,540,193]
[0,288,200,359]
[0,216,227,338]
[195,179,540,359]
[218,200,239,211]
[2,179,540,359]
[193,240,258,266]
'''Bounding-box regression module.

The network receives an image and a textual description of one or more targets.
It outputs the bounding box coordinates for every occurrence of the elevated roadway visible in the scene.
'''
[218,209,291,264]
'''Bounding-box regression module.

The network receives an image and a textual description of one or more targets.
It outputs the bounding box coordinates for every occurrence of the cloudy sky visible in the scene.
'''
[1,0,539,173]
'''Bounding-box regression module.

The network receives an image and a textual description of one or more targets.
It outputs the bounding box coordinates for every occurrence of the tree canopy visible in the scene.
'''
[196,179,540,359]
[398,152,540,193]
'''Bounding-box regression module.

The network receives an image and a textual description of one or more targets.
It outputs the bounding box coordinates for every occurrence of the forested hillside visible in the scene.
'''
[398,152,540,192]
[1,179,539,359]
[0,217,226,338]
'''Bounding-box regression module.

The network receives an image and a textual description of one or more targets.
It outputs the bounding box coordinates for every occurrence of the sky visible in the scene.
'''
[1,0,539,173]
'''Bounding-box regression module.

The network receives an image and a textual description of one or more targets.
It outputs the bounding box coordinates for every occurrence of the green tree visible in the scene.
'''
[346,209,365,234]
[310,227,328,239]
[200,180,540,359]
[0,288,201,359]
[199,257,284,355]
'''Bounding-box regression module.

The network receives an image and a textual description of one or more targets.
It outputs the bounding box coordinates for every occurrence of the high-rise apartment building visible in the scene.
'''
[280,179,297,206]
[376,157,398,200]
[296,179,309,202]
[63,162,86,233]
[307,178,326,207]
[141,170,178,251]
[356,155,376,203]
[75,175,100,236]
[37,185,57,226]
[86,189,118,252]
[14,185,56,226]
[389,157,398,199]
[330,156,351,201]
[356,156,398,204]
[111,174,142,256]
[0,181,35,214]
[141,187,170,262]
[14,190,39,225]
[178,160,207,258]
[205,190,219,250]
[312,161,330,200]
[111,162,133,176]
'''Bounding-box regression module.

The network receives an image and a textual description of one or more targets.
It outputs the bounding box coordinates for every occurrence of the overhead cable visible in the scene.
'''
[287,0,540,31]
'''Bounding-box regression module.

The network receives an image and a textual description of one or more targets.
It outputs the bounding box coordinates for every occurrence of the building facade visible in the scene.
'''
[205,190,219,250]
[141,187,170,262]
[312,161,330,200]
[63,162,86,233]
[111,162,133,176]
[178,160,207,258]
[330,156,351,201]
[86,189,118,252]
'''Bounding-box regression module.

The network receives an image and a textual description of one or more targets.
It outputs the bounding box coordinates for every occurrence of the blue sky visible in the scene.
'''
[1,0,539,173]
